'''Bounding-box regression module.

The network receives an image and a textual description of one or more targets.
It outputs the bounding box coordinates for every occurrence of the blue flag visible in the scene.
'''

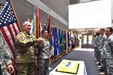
[57,28,61,54]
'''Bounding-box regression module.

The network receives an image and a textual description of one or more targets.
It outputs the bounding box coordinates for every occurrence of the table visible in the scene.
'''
[49,61,87,75]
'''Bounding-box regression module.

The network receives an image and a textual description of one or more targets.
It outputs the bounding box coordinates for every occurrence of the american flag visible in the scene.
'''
[0,0,21,58]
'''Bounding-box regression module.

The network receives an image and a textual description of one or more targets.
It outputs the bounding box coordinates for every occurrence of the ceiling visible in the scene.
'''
[69,0,100,5]
[69,0,104,34]
[69,28,100,34]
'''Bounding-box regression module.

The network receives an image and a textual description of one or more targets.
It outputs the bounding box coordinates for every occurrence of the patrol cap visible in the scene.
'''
[23,21,31,26]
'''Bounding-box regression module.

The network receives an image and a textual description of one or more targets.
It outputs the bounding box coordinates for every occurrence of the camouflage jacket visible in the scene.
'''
[37,37,50,59]
[98,35,106,50]
[93,35,105,50]
[14,31,37,63]
[0,32,12,70]
[93,36,100,48]
[102,34,113,59]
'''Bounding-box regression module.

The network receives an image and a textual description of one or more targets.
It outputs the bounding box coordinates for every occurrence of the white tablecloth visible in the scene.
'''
[49,61,87,75]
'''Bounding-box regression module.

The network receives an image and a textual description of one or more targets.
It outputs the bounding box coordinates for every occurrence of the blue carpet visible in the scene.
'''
[50,50,99,75]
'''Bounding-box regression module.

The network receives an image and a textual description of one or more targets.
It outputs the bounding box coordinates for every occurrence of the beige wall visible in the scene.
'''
[11,0,68,29]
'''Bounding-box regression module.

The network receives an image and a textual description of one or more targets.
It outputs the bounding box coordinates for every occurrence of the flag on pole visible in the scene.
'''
[47,15,53,52]
[66,31,68,50]
[30,6,36,36]
[53,27,57,56]
[60,30,65,52]
[69,32,71,49]
[67,32,70,50]
[64,31,66,50]
[55,27,58,55]
[0,0,21,58]
[51,26,55,56]
[57,28,61,54]
[47,16,52,37]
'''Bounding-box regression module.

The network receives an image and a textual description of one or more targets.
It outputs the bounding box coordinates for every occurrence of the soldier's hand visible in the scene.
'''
[37,38,44,42]
[7,64,14,74]
[37,39,43,43]
[37,38,44,47]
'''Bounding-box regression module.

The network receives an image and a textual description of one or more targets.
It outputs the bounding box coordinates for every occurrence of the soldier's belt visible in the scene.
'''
[15,59,35,63]
[106,57,113,60]
[16,54,35,63]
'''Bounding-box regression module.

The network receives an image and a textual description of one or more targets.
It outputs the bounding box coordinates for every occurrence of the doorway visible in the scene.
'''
[81,34,93,48]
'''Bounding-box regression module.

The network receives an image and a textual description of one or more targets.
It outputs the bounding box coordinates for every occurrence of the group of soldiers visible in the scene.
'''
[93,27,113,75]
[0,21,52,75]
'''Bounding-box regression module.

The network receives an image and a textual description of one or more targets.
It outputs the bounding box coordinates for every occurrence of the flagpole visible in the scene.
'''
[9,0,22,31]
[34,6,37,38]
[37,7,40,38]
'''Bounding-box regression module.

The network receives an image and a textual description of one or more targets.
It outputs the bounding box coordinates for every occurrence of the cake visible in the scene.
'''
[56,59,79,74]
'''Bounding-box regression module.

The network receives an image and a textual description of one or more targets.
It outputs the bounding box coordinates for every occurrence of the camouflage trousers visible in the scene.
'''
[15,62,36,75]
[105,58,113,75]
[94,47,101,61]
[0,64,10,75]
[37,59,49,75]
[1,69,10,75]
[100,57,107,75]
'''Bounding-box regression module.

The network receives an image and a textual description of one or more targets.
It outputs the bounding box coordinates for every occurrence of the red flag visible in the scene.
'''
[36,7,40,38]
[0,0,21,58]
[47,16,52,38]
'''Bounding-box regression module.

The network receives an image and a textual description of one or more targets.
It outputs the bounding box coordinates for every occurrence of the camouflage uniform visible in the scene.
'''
[99,35,107,74]
[98,35,106,51]
[93,35,101,61]
[102,34,113,75]
[97,35,106,59]
[14,31,37,75]
[0,32,12,75]
[37,37,50,75]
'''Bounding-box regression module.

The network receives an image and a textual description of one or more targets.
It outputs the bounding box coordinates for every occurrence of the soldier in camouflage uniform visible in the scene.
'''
[99,28,107,74]
[0,31,14,75]
[14,21,39,75]
[99,28,106,52]
[102,27,113,75]
[93,31,101,63]
[37,30,52,75]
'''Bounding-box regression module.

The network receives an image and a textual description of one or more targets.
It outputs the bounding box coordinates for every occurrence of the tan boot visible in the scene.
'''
[96,61,100,65]
[99,72,105,75]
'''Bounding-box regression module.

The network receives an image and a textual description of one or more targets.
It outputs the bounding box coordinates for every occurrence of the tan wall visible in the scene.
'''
[12,0,68,30]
